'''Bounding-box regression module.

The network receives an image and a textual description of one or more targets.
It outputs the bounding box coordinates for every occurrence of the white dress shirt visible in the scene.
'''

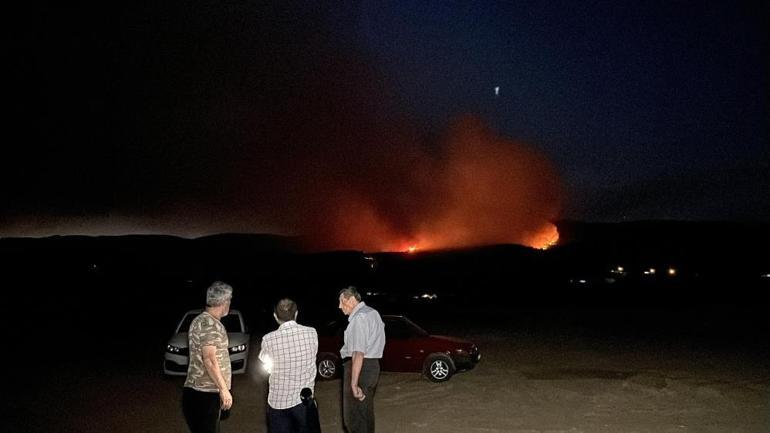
[340,302,386,359]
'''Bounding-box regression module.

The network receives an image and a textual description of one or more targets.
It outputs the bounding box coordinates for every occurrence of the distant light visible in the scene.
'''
[643,268,656,275]
[407,245,417,253]
[668,267,677,276]
[494,86,500,96]
[761,273,770,279]
[610,265,626,275]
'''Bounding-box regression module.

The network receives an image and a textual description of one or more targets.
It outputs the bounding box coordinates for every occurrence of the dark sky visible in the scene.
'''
[4,1,768,246]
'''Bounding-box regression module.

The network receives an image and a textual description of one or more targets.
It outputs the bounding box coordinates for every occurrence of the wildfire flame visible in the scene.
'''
[530,223,560,250]
[390,222,558,253]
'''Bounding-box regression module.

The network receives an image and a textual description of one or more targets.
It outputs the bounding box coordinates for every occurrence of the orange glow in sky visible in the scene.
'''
[299,116,563,253]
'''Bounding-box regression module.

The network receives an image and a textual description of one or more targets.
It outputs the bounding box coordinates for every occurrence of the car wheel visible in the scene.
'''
[317,354,339,380]
[423,353,455,382]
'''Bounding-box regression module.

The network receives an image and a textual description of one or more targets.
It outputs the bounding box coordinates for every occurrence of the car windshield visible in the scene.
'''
[220,314,244,333]
[385,316,429,339]
[177,312,244,333]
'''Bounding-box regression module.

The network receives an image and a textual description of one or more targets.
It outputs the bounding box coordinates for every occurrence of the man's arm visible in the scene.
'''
[202,345,233,409]
[350,351,366,401]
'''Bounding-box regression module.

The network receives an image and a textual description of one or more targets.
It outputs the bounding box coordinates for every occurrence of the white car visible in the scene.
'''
[164,309,250,376]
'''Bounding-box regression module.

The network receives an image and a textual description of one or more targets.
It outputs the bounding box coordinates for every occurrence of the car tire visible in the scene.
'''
[423,353,455,382]
[317,354,340,380]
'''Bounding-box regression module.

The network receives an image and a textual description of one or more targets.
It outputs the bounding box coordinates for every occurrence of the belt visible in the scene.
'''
[342,357,379,363]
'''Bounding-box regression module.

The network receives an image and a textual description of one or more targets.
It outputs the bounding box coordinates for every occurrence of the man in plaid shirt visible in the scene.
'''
[259,298,319,433]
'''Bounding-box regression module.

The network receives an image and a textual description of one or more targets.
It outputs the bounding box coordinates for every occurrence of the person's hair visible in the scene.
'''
[339,285,362,302]
[274,298,298,322]
[206,281,233,307]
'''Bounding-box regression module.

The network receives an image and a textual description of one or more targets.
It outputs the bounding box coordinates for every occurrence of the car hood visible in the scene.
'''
[167,332,250,348]
[168,333,188,348]
[228,333,250,346]
[429,335,475,348]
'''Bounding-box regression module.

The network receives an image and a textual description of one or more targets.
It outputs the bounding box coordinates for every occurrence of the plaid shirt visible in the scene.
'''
[258,321,318,409]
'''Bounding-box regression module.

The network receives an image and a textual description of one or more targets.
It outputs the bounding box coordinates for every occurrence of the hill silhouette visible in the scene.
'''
[2,220,767,309]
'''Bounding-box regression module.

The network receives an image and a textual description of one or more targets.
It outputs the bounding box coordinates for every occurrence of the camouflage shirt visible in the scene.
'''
[184,311,232,392]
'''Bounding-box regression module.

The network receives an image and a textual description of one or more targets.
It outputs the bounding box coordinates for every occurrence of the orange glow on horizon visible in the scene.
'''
[371,222,559,253]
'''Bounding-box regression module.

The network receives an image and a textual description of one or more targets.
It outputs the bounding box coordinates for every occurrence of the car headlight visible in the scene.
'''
[166,344,182,354]
[229,344,247,354]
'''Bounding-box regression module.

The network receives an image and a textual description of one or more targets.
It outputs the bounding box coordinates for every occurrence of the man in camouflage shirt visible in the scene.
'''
[182,281,234,433]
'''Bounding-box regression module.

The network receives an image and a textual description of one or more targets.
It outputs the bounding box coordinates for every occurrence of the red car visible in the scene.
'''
[316,314,481,382]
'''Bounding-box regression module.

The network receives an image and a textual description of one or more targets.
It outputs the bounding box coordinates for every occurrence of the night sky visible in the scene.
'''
[5,1,768,248]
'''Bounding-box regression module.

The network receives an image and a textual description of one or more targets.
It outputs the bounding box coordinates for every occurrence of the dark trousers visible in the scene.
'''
[342,358,380,433]
[268,401,320,433]
[182,387,221,433]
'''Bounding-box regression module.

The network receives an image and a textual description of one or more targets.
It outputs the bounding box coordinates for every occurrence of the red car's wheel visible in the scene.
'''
[423,353,455,382]
[317,354,339,380]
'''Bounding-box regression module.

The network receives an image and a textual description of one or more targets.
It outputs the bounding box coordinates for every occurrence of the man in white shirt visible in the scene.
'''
[259,298,319,433]
[338,286,385,433]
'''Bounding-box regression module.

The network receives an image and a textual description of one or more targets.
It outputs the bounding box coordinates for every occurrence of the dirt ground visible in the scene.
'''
[12,310,769,433]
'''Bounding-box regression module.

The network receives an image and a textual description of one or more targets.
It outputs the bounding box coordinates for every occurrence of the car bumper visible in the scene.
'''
[164,353,189,376]
[451,348,481,370]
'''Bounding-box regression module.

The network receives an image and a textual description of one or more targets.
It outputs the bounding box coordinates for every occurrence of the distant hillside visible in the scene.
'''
[553,220,769,262]
[550,220,770,290]
[2,222,768,305]
[0,233,300,281]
